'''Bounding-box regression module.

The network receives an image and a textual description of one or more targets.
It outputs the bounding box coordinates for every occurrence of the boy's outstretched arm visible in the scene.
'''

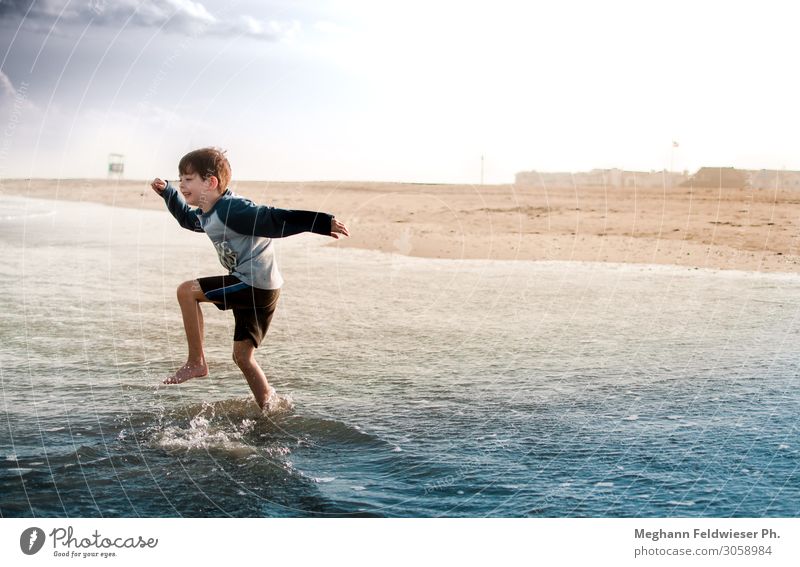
[150,178,204,232]
[221,198,349,239]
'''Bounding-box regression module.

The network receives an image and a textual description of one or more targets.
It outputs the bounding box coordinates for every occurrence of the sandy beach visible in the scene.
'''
[2,177,799,273]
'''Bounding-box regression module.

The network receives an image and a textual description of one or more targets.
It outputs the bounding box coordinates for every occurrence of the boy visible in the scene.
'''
[151,147,349,410]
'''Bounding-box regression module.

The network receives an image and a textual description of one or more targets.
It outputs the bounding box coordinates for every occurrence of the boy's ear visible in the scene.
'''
[206,175,219,190]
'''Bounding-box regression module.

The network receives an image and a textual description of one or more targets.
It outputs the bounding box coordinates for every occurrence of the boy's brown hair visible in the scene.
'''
[179,147,231,190]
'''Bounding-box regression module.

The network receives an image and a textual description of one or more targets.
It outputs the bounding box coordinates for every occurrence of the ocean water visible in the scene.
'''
[0,194,798,517]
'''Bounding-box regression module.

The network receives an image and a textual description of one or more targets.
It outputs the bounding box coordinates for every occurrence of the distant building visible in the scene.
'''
[515,168,689,189]
[515,170,570,188]
[516,166,800,190]
[681,167,800,189]
[747,169,800,190]
[618,170,689,189]
[682,167,748,188]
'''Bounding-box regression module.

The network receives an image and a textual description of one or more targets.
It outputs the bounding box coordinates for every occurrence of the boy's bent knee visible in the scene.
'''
[176,280,193,297]
[232,340,255,367]
[177,280,204,301]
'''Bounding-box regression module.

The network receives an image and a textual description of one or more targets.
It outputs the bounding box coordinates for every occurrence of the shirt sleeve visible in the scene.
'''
[220,196,333,238]
[160,182,204,233]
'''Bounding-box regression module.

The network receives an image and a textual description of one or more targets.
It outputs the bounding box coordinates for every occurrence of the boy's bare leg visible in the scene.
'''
[165,280,211,384]
[232,340,272,409]
[197,301,204,340]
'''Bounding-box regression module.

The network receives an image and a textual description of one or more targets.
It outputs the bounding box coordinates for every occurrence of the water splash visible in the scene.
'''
[147,401,287,458]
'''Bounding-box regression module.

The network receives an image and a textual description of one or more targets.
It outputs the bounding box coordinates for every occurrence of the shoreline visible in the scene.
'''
[3,177,799,274]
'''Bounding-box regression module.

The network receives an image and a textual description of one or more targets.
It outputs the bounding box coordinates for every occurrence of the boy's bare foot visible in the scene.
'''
[163,361,209,384]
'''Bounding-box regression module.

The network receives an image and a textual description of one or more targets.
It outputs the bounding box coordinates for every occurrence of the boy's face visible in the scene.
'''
[179,170,219,209]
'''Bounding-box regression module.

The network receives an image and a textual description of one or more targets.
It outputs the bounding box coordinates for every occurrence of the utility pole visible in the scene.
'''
[670,141,679,189]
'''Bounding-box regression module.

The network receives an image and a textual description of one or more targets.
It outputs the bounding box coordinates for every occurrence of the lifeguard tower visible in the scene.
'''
[107,153,125,179]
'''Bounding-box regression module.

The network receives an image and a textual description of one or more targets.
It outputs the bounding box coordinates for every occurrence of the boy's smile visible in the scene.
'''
[179,172,221,212]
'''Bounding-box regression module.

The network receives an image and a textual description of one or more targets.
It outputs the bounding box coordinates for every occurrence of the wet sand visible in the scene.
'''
[3,177,799,273]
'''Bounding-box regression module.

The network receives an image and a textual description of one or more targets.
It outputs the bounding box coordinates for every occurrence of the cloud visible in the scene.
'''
[0,69,41,177]
[0,0,298,41]
[0,0,32,17]
[0,69,17,99]
[0,69,35,112]
[314,20,346,35]
[92,0,215,34]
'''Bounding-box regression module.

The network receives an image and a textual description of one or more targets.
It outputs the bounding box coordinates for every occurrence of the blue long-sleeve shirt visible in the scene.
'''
[160,182,333,289]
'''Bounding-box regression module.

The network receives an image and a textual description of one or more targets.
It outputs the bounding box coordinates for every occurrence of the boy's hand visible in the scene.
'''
[151,178,166,194]
[330,217,349,239]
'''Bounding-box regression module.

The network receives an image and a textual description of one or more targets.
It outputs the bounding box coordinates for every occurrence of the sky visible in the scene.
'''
[1,0,799,184]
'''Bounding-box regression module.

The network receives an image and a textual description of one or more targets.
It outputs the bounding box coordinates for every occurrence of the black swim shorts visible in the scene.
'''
[196,275,280,348]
